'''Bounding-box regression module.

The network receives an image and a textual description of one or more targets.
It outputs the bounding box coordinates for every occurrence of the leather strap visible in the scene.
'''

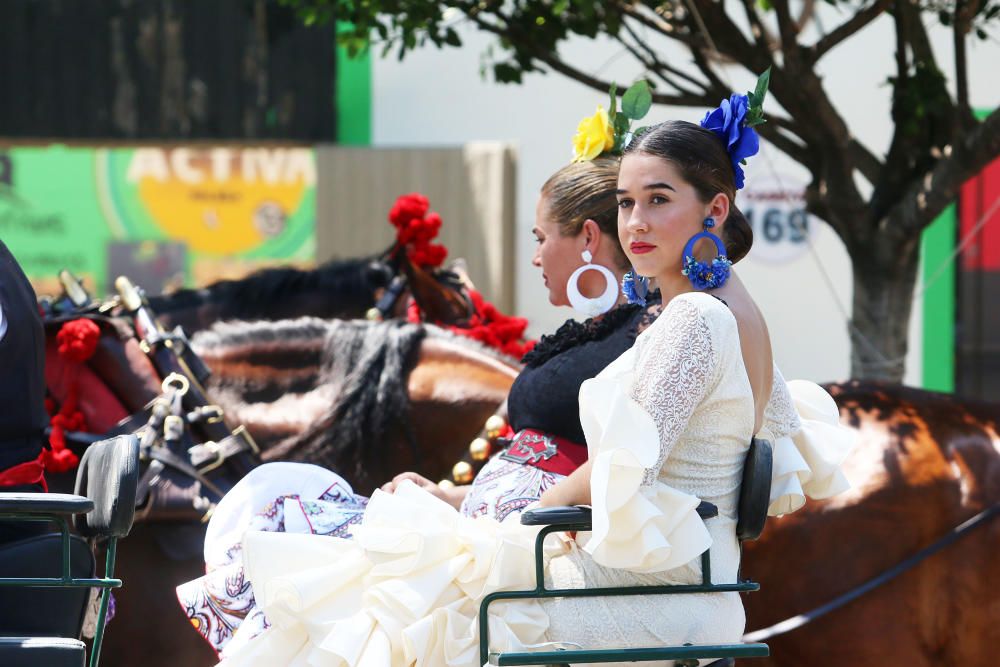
[187,427,256,471]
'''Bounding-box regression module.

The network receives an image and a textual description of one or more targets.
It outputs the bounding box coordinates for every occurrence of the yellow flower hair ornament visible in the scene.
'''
[572,106,614,162]
[571,80,652,162]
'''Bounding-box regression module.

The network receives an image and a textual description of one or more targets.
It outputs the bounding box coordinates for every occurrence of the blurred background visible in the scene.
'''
[1,0,997,392]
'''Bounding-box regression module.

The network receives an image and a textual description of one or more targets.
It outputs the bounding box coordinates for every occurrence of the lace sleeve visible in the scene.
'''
[757,364,802,442]
[630,295,720,485]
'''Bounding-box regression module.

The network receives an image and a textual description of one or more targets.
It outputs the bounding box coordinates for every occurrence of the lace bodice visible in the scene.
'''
[629,295,724,486]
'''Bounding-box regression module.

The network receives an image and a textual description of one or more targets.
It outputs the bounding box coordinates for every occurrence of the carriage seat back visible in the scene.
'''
[73,435,140,539]
[0,533,94,637]
[735,437,773,542]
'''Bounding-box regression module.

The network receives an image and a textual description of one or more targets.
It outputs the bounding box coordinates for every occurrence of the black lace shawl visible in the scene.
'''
[521,291,662,368]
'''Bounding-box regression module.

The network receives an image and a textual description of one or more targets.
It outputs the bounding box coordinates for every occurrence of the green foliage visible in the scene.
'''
[621,80,652,120]
[745,68,771,128]
[886,60,951,137]
[609,81,652,153]
[279,0,626,85]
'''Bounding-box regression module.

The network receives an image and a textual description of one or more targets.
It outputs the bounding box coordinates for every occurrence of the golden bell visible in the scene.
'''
[365,307,383,322]
[469,437,491,461]
[437,479,456,490]
[485,415,507,440]
[452,461,474,484]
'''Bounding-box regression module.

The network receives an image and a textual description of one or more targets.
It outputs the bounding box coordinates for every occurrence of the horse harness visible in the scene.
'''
[52,275,260,523]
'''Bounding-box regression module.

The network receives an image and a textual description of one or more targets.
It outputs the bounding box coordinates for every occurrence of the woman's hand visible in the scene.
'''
[538,459,594,508]
[380,472,470,509]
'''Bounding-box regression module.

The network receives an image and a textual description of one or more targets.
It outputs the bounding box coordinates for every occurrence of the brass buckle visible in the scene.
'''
[193,440,224,474]
[161,373,190,397]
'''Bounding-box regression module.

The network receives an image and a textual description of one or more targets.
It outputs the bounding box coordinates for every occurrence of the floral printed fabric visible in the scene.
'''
[177,455,561,658]
[176,474,368,657]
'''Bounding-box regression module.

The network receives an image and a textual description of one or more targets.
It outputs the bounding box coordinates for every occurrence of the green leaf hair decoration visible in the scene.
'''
[744,67,771,128]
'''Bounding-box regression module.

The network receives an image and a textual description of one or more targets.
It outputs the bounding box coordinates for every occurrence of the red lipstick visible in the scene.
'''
[630,242,656,254]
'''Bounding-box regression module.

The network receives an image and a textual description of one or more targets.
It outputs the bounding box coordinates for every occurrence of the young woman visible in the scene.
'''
[178,156,668,657]
[201,104,854,665]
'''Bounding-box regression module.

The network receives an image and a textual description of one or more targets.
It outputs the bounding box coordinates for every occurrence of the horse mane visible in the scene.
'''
[191,316,333,357]
[263,319,427,481]
[147,255,389,319]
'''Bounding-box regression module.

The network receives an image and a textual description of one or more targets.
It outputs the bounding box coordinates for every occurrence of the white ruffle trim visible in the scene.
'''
[578,378,712,574]
[767,381,855,516]
[224,482,548,666]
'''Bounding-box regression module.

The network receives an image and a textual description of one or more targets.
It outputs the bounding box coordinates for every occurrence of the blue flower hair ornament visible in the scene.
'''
[699,69,770,190]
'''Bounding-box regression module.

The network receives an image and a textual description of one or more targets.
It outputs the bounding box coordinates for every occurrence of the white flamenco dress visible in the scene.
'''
[212,292,854,666]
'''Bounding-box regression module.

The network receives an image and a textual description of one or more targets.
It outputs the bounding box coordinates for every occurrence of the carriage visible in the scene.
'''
[6,266,998,667]
[0,270,781,666]
[0,434,139,667]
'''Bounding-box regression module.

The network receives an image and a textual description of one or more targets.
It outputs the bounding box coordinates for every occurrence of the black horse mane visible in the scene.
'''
[263,319,427,484]
[147,255,391,319]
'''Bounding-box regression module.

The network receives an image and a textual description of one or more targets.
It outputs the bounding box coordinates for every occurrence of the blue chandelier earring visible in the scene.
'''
[621,270,649,306]
[681,217,732,290]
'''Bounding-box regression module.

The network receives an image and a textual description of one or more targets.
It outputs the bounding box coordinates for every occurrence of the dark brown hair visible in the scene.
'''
[540,156,629,269]
[624,120,753,263]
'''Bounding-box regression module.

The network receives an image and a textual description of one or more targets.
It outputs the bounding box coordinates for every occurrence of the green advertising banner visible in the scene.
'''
[0,145,315,296]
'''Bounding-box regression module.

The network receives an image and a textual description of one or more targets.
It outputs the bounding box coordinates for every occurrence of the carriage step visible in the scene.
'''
[0,637,85,667]
[489,643,768,665]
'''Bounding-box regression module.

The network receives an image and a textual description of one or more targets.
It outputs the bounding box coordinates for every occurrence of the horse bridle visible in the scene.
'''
[46,274,260,521]
[744,500,1000,642]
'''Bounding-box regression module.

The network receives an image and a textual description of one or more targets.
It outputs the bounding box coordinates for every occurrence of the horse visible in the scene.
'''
[146,248,474,336]
[743,380,1000,666]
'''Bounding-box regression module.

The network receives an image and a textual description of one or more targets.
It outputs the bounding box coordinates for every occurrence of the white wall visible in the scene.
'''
[372,13,999,384]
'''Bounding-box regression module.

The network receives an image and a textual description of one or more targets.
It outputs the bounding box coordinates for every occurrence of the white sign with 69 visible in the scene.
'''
[740,177,815,264]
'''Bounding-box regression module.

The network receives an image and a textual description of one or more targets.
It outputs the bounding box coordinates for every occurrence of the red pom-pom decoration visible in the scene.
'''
[389,193,430,227]
[388,193,448,269]
[56,318,100,363]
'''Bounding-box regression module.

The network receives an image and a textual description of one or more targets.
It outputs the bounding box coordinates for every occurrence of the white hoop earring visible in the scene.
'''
[566,250,619,317]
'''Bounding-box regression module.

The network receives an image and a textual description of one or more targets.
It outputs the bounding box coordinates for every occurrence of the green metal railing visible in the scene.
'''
[0,511,121,667]
[479,523,768,666]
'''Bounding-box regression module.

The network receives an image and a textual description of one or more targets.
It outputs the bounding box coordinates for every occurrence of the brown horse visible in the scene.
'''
[743,381,1000,666]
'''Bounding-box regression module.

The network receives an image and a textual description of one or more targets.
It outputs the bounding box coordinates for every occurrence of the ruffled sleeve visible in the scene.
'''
[577,293,730,573]
[759,367,855,516]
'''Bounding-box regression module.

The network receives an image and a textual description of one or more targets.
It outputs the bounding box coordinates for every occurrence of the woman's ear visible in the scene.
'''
[581,219,601,252]
[708,193,730,225]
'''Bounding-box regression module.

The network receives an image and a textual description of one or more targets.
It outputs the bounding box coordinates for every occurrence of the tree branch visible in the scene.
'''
[467,12,718,106]
[809,0,892,62]
[769,0,800,55]
[757,123,813,168]
[618,20,704,97]
[620,16,711,93]
[536,49,716,106]
[739,0,775,52]
[893,107,1000,234]
[849,138,884,185]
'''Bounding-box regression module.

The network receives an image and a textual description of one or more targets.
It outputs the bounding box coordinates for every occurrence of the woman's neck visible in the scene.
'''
[654,271,697,305]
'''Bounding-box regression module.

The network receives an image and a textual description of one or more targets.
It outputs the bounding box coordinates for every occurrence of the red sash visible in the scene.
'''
[499,429,587,476]
[0,458,48,492]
